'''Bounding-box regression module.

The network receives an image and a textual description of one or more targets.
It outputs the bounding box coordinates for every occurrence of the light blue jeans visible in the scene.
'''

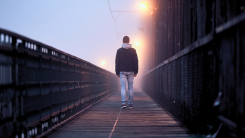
[120,72,134,105]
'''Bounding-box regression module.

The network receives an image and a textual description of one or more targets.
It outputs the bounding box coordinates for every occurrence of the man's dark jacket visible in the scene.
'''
[115,47,138,75]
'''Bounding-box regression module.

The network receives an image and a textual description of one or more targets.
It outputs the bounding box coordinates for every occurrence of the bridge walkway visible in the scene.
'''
[48,89,190,138]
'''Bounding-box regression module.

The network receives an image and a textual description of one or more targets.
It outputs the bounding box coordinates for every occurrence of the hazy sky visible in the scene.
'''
[0,0,143,73]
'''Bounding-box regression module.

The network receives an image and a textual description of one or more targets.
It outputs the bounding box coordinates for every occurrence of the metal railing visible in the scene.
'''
[142,0,245,137]
[0,28,120,138]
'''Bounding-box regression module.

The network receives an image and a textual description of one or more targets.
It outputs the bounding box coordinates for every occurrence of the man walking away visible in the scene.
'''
[115,36,138,109]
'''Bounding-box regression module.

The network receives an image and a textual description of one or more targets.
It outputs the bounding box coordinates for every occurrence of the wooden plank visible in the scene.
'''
[48,90,190,138]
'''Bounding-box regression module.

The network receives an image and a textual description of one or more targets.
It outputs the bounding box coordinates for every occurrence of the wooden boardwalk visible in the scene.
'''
[48,90,190,138]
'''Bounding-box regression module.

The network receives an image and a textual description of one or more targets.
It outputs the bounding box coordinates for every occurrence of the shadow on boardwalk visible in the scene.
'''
[48,89,190,138]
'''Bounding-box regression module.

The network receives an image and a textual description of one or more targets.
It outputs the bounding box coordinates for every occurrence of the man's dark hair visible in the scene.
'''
[123,36,130,43]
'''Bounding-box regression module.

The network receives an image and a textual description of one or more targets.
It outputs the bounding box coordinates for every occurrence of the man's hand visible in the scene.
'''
[117,75,120,78]
[134,74,137,77]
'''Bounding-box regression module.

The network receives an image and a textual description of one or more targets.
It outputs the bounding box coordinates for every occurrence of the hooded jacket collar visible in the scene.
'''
[122,43,132,49]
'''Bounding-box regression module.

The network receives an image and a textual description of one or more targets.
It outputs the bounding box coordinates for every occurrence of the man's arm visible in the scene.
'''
[115,50,120,77]
[134,49,138,76]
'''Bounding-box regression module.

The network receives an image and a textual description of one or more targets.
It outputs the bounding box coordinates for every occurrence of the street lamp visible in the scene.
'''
[139,2,158,15]
[140,3,147,8]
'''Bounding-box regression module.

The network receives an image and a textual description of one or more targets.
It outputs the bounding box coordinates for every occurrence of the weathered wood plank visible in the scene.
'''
[48,90,190,138]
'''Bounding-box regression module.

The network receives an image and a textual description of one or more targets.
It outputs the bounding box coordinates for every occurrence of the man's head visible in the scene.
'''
[123,36,130,43]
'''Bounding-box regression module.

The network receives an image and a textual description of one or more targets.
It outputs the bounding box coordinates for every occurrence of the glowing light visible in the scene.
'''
[101,61,105,65]
[135,42,140,45]
[140,3,146,8]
